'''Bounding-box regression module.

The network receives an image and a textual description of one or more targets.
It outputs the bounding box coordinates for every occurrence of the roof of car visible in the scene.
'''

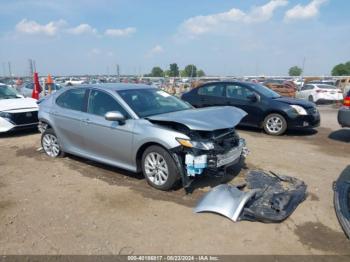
[71,83,154,91]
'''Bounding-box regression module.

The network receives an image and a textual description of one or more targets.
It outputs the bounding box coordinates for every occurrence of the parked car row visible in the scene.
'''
[1,81,349,192]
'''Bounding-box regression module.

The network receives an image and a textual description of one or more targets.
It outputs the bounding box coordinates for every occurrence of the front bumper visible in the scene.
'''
[338,107,350,127]
[288,109,320,129]
[0,117,38,133]
[185,138,247,176]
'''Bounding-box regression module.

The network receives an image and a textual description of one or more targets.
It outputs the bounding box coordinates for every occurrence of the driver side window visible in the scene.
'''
[87,90,129,118]
[226,84,254,100]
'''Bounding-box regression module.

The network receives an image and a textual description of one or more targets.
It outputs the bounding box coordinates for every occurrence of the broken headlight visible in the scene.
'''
[176,138,215,150]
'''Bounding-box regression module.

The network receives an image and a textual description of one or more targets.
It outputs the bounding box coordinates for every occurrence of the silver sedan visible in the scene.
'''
[38,84,247,190]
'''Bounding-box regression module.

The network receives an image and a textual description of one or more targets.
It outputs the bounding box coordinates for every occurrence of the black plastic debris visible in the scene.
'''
[239,170,307,223]
[333,166,350,239]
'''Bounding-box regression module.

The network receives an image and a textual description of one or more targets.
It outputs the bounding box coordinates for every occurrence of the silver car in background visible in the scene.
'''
[38,84,247,190]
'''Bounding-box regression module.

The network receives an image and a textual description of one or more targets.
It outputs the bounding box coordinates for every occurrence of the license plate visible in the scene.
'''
[217,147,242,167]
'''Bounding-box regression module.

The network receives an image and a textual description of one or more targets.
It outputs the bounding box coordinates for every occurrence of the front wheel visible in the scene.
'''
[263,113,287,136]
[141,145,180,190]
[41,129,65,158]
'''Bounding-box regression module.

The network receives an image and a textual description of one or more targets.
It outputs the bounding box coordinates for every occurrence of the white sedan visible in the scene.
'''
[0,83,38,133]
[296,84,343,104]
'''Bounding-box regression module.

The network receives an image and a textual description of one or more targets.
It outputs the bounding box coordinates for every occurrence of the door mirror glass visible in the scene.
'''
[105,111,125,122]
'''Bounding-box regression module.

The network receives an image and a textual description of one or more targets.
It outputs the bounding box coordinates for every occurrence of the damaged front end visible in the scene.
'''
[165,124,248,190]
[146,106,248,191]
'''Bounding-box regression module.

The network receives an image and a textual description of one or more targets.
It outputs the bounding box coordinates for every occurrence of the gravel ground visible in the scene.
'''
[0,105,349,255]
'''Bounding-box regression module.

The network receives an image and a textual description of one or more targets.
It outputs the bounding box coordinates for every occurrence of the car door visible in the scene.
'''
[82,89,134,169]
[195,83,226,107]
[224,83,263,126]
[52,88,88,153]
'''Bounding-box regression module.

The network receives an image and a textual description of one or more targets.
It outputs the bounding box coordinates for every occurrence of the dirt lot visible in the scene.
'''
[1,105,350,255]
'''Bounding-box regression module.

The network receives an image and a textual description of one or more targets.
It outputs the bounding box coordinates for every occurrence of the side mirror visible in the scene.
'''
[105,111,126,123]
[247,93,259,102]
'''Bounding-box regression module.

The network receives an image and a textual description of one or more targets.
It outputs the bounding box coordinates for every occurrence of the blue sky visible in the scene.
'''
[0,0,349,76]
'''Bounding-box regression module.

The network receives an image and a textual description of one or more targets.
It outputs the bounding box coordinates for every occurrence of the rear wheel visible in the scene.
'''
[141,145,179,190]
[263,113,287,136]
[41,129,65,158]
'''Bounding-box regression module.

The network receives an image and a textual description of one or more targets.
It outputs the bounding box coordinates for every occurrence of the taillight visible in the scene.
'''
[343,96,350,107]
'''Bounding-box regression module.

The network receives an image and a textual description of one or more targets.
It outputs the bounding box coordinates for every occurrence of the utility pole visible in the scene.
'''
[301,57,306,78]
[29,59,34,77]
[116,64,120,81]
[8,62,12,79]
[2,62,6,77]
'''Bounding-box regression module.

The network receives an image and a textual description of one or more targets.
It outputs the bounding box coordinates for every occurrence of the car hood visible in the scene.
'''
[0,97,38,112]
[273,97,314,108]
[146,106,247,131]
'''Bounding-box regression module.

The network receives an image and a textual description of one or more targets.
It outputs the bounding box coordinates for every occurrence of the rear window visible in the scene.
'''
[56,88,86,111]
[317,85,336,89]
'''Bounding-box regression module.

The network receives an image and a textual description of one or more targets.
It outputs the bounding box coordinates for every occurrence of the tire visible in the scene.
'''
[308,95,314,102]
[263,113,287,136]
[41,128,65,158]
[141,145,180,190]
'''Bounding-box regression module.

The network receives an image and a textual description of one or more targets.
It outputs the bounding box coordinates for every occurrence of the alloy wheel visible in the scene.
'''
[42,134,60,157]
[144,152,169,186]
[266,116,283,134]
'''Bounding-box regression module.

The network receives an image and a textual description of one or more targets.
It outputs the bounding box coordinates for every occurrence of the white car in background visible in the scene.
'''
[0,83,38,133]
[296,83,343,104]
[64,77,85,86]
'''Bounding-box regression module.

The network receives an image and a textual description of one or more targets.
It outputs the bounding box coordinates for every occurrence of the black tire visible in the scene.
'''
[41,128,65,158]
[141,145,180,190]
[263,113,287,136]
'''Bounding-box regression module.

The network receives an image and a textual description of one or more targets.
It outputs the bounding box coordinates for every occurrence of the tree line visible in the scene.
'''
[146,63,205,77]
[288,62,350,77]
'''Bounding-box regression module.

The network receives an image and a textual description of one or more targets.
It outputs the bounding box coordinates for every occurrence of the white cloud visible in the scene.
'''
[284,0,327,21]
[179,0,288,36]
[66,23,97,35]
[149,45,164,55]
[104,27,136,37]
[15,19,67,36]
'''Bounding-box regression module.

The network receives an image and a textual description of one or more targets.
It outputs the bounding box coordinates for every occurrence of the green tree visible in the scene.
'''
[332,61,350,76]
[197,69,205,77]
[288,66,303,76]
[168,63,179,77]
[183,64,197,77]
[151,66,164,77]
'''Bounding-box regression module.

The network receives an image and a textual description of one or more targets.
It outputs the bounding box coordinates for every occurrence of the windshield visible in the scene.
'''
[118,89,192,117]
[248,83,281,98]
[0,85,20,99]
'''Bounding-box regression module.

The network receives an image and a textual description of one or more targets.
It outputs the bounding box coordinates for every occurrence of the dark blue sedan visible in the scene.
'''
[181,81,320,135]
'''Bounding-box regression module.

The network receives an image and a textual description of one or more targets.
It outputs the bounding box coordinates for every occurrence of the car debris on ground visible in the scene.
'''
[194,170,307,223]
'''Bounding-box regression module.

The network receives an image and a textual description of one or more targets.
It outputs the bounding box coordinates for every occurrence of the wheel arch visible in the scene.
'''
[135,142,171,172]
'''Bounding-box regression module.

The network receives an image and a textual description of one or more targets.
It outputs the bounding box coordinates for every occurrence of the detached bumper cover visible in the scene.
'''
[333,166,350,239]
[338,108,350,127]
[194,170,307,223]
[194,184,258,222]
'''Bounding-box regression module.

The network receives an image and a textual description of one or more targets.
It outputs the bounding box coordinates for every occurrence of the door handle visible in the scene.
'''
[81,118,91,124]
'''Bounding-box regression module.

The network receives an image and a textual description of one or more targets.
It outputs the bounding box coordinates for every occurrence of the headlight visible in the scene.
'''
[0,112,11,119]
[290,105,307,115]
[176,138,214,150]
